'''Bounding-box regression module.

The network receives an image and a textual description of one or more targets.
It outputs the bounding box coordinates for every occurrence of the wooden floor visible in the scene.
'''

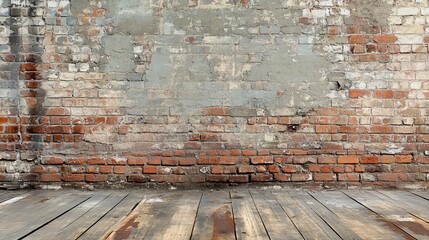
[0,189,428,240]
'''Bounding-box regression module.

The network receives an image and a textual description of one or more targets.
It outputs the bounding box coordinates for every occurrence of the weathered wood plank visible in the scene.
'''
[411,191,429,201]
[1,192,90,240]
[311,191,400,240]
[191,191,235,240]
[250,190,303,240]
[0,190,31,204]
[288,191,362,240]
[377,190,429,222]
[231,190,270,240]
[142,191,202,240]
[78,192,143,240]
[50,192,127,240]
[345,190,428,239]
[27,193,111,240]
[106,192,166,239]
[274,190,340,240]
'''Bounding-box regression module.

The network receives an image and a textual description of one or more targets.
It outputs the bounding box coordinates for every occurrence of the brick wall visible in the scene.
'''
[1,0,428,188]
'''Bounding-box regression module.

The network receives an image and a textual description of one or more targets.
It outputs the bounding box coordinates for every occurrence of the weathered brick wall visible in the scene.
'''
[1,0,428,188]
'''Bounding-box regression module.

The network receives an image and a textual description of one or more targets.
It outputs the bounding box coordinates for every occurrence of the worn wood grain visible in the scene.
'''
[142,191,202,240]
[191,191,235,240]
[345,190,428,239]
[289,191,362,240]
[231,190,269,240]
[377,190,429,222]
[28,193,111,240]
[250,190,303,240]
[274,190,340,240]
[2,192,90,240]
[51,192,127,240]
[311,191,398,240]
[78,192,143,240]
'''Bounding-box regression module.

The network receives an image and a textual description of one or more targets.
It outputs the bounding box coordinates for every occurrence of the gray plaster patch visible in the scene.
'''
[70,0,91,16]
[100,35,135,73]
[106,0,160,35]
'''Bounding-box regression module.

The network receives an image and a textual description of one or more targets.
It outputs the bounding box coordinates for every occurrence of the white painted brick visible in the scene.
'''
[392,25,424,34]
[203,36,233,44]
[396,34,423,44]
[396,7,420,16]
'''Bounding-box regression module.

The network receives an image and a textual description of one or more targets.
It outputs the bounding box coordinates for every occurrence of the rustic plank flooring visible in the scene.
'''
[0,189,428,239]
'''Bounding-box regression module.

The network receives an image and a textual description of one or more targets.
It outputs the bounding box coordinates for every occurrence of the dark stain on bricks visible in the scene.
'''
[9,1,47,152]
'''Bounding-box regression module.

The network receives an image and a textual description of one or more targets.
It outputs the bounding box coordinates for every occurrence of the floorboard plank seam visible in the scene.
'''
[76,193,129,239]
[18,196,92,240]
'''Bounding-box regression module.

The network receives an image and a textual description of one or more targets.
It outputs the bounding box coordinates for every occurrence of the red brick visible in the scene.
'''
[267,165,280,173]
[308,164,320,172]
[206,175,229,182]
[211,166,222,174]
[40,173,61,182]
[395,156,412,163]
[32,166,45,173]
[318,156,337,164]
[251,156,273,164]
[424,36,429,44]
[251,174,273,182]
[63,174,85,182]
[320,165,332,173]
[46,107,69,116]
[373,35,397,43]
[291,173,312,182]
[179,158,196,166]
[229,175,249,183]
[416,157,429,164]
[274,173,291,182]
[338,156,359,164]
[223,166,237,174]
[238,165,254,173]
[99,166,113,173]
[255,166,266,173]
[114,166,127,174]
[242,149,257,156]
[86,158,106,165]
[377,173,398,182]
[281,165,299,173]
[348,89,371,98]
[204,107,230,116]
[162,158,178,166]
[143,166,157,174]
[374,90,394,99]
[42,157,64,165]
[361,156,379,164]
[380,156,395,163]
[86,166,98,173]
[349,35,369,44]
[85,174,108,182]
[217,157,239,165]
[313,173,336,181]
[338,173,360,182]
[315,125,338,133]
[0,117,8,124]
[333,165,344,173]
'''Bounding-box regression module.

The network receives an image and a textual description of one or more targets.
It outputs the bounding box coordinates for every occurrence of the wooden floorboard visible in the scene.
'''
[1,191,90,240]
[274,190,341,240]
[0,189,427,240]
[311,191,401,240]
[191,191,235,240]
[78,192,143,240]
[345,190,429,239]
